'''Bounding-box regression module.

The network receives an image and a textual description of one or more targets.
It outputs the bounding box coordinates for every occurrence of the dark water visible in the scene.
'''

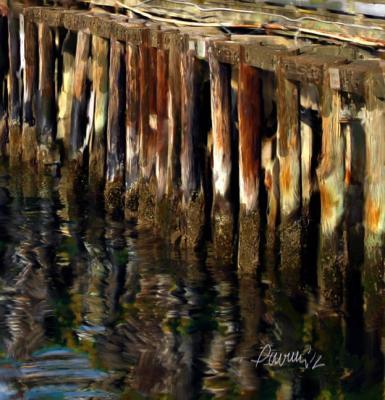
[0,164,383,400]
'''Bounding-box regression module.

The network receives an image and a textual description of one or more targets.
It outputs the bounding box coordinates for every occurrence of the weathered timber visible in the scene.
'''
[21,15,38,164]
[209,46,236,262]
[155,32,172,236]
[105,39,126,211]
[69,30,90,164]
[300,84,319,220]
[36,22,57,166]
[180,41,208,248]
[89,35,109,193]
[363,70,385,308]
[317,67,345,309]
[8,11,22,162]
[166,31,182,196]
[57,30,76,153]
[237,61,262,274]
[276,58,301,278]
[137,28,158,225]
[0,15,8,157]
[125,42,140,218]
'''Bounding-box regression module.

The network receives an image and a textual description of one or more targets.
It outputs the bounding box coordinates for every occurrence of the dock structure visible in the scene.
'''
[0,1,385,296]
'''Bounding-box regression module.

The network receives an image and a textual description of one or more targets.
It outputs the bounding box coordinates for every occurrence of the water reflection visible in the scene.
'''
[0,163,383,399]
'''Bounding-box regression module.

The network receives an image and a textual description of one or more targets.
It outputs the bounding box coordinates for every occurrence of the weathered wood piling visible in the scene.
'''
[1,3,385,297]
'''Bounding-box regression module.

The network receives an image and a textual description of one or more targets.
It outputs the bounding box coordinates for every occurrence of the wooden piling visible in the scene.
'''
[22,16,38,164]
[276,60,301,277]
[8,11,22,163]
[89,35,109,193]
[0,15,8,157]
[180,43,207,248]
[237,61,262,274]
[57,30,76,153]
[209,48,235,262]
[317,68,345,308]
[36,23,57,166]
[125,42,140,218]
[105,40,126,212]
[363,70,385,304]
[69,30,90,165]
[138,29,158,225]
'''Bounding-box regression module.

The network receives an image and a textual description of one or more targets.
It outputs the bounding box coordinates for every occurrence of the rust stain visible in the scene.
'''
[280,162,291,193]
[365,198,380,233]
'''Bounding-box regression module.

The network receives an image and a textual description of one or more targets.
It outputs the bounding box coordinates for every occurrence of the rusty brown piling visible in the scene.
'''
[21,15,38,164]
[237,61,262,274]
[69,30,90,165]
[138,28,158,225]
[209,46,236,262]
[125,42,140,218]
[317,66,345,309]
[36,22,57,166]
[89,35,109,193]
[154,32,172,235]
[105,40,126,212]
[363,69,385,295]
[180,41,208,248]
[8,11,22,163]
[276,59,301,277]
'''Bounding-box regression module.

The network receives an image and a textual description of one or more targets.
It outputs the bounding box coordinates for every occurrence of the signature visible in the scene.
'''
[251,344,325,370]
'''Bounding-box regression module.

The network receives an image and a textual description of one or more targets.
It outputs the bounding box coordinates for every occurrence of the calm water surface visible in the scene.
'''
[0,164,383,399]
